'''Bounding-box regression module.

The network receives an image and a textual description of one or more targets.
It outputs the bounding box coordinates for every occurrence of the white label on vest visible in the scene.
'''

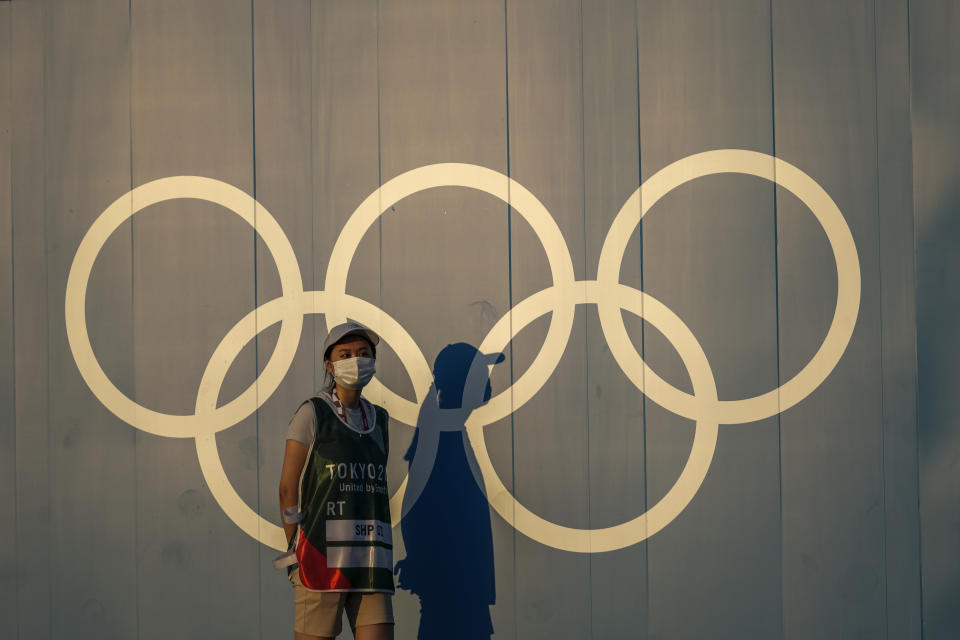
[326,545,393,569]
[326,519,392,545]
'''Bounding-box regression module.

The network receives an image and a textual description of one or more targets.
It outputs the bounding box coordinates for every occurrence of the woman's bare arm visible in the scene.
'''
[279,439,309,546]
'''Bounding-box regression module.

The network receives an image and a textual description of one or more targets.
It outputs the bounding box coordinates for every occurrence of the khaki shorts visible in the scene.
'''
[290,569,394,637]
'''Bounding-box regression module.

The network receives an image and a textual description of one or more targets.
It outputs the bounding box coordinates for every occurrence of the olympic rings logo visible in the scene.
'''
[65,150,860,554]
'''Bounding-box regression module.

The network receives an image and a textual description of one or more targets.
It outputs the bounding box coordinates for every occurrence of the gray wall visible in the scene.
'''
[913,0,960,638]
[0,0,954,638]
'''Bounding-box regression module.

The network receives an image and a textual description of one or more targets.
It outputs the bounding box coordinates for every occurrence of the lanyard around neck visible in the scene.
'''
[330,386,371,433]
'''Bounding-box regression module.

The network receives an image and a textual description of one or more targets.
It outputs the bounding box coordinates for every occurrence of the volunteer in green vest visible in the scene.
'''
[278,322,394,640]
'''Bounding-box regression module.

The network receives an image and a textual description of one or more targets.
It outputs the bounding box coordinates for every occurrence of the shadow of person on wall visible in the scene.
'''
[394,343,503,639]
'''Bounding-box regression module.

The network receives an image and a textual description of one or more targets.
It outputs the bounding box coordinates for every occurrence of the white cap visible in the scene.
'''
[321,321,380,360]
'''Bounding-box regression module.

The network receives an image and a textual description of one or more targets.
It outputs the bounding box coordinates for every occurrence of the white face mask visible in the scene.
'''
[331,356,376,390]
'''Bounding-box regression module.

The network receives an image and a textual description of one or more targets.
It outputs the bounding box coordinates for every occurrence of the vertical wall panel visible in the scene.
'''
[11,1,51,637]
[506,1,591,637]
[252,1,314,637]
[0,3,15,637]
[43,1,137,638]
[131,2,258,638]
[376,1,511,637]
[636,2,782,638]
[581,1,647,638]
[309,0,381,432]
[912,1,960,638]
[773,1,886,638]
[311,0,380,353]
[377,0,511,362]
[875,0,922,638]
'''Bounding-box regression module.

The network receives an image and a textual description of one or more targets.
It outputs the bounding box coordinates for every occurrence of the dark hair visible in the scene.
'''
[324,334,376,361]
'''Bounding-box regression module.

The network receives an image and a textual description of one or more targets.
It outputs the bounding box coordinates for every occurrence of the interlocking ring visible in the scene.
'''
[65,150,860,553]
[65,177,305,439]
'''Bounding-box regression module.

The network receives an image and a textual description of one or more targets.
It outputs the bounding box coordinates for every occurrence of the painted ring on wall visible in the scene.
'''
[464,282,720,552]
[323,163,578,429]
[64,176,304,439]
[193,290,432,550]
[596,150,860,425]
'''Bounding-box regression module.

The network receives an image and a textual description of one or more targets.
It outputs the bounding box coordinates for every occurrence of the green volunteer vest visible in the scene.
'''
[292,394,394,592]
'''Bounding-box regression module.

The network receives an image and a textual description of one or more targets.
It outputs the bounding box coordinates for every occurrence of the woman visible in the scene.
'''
[278,322,394,640]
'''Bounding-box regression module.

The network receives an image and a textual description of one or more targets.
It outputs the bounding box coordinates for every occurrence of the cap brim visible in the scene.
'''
[322,322,381,358]
[343,327,380,347]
